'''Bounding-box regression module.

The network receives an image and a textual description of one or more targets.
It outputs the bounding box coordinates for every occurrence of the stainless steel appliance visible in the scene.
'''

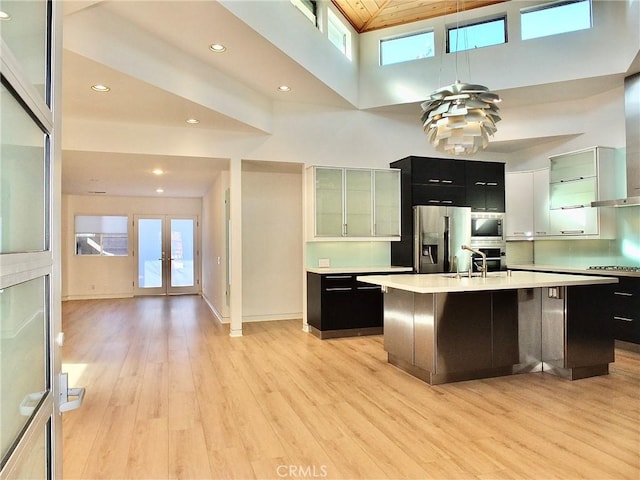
[470,212,505,242]
[414,205,471,273]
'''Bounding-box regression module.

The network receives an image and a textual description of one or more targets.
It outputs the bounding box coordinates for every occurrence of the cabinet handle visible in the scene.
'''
[441,179,453,184]
[487,182,498,186]
[487,207,499,211]
[428,179,440,183]
[442,200,453,204]
[513,231,526,235]
[475,181,486,186]
[535,231,547,235]
[560,176,585,182]
[428,200,440,203]
[614,292,634,297]
[326,275,352,279]
[561,230,585,234]
[561,205,586,209]
[325,287,352,292]
[343,223,347,236]
[357,286,380,290]
[614,316,634,322]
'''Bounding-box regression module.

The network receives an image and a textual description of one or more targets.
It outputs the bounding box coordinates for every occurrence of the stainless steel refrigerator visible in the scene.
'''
[414,205,472,273]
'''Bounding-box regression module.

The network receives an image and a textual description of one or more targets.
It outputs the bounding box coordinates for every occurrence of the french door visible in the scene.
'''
[134,215,199,295]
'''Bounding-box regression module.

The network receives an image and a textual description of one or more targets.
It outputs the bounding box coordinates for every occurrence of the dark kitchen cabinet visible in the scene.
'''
[307,272,387,339]
[390,156,467,267]
[611,278,640,344]
[466,161,505,212]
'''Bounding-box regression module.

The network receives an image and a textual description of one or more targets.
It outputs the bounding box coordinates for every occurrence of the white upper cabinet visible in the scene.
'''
[505,168,550,240]
[307,166,400,241]
[505,171,534,239]
[548,147,624,238]
[533,168,550,237]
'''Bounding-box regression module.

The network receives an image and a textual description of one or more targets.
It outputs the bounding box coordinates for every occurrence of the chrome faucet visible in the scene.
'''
[461,245,487,277]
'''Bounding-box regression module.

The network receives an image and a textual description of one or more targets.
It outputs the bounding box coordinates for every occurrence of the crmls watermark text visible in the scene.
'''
[276,464,328,478]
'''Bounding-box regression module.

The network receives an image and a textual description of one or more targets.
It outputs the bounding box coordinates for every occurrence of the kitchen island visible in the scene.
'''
[357,271,618,385]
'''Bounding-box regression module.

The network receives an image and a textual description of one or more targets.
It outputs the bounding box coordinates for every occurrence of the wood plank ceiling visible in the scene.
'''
[332,0,508,33]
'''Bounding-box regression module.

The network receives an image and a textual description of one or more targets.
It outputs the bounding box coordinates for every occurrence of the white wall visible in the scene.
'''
[241,167,303,321]
[358,1,638,108]
[62,194,202,299]
[202,171,230,321]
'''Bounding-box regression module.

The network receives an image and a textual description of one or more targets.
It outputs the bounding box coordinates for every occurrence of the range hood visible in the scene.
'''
[592,73,640,207]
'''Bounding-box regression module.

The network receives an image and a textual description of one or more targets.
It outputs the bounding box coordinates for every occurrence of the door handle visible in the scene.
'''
[59,372,86,413]
[19,392,46,416]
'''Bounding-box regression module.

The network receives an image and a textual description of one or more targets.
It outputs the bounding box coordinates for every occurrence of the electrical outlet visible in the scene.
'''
[318,258,330,268]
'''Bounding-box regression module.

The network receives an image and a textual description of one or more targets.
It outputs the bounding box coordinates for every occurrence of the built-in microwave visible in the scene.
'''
[470,212,504,242]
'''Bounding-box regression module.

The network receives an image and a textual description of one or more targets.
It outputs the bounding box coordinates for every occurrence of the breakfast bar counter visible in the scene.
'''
[357,271,618,385]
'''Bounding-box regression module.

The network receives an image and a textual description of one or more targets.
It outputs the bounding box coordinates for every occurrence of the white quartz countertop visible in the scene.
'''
[356,271,618,294]
[307,266,413,274]
[508,264,640,278]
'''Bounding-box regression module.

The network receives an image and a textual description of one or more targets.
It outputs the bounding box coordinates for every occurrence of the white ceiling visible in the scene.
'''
[60,1,636,198]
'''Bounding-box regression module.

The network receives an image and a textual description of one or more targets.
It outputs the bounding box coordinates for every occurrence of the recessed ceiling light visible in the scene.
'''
[152,168,164,175]
[91,84,110,92]
[0,10,11,20]
[278,85,291,92]
[186,118,200,124]
[156,188,164,194]
[209,43,227,53]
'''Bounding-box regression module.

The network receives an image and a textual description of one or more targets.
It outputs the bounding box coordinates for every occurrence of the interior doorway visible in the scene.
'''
[133,215,199,295]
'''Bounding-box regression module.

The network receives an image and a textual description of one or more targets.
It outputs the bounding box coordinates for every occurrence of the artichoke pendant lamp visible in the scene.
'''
[421,2,501,155]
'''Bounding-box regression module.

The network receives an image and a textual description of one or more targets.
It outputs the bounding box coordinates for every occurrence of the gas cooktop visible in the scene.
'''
[587,265,640,272]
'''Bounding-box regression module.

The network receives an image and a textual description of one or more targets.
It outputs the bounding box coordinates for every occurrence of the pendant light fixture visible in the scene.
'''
[421,1,501,155]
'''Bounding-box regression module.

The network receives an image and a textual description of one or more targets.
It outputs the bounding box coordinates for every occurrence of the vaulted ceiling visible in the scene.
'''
[332,0,508,32]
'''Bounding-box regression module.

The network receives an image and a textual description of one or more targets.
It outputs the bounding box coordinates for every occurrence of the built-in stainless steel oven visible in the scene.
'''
[468,244,506,272]
[470,212,504,243]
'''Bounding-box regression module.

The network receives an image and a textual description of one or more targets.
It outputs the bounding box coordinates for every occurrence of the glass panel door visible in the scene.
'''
[135,216,198,295]
[1,0,60,476]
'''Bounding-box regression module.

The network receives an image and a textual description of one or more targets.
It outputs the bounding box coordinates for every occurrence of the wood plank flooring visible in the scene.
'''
[62,296,640,479]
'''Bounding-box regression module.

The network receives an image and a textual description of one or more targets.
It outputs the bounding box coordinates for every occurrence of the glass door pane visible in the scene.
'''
[0,0,50,102]
[0,84,47,253]
[137,217,164,292]
[170,219,194,288]
[0,276,48,463]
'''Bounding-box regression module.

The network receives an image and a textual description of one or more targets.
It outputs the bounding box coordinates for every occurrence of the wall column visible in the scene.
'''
[229,157,243,337]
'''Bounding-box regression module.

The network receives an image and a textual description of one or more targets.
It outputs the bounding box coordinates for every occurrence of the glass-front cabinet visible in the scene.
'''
[547,147,623,238]
[373,170,401,237]
[308,166,400,240]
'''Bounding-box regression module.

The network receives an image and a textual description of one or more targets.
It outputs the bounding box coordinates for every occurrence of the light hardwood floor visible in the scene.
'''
[62,296,640,480]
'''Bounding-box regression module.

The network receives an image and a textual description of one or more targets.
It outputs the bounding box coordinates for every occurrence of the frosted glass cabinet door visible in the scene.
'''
[549,149,596,183]
[374,169,400,237]
[315,168,344,236]
[549,177,597,209]
[549,207,599,235]
[345,169,372,236]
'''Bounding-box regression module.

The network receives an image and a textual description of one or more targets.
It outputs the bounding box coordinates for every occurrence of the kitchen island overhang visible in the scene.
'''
[357,271,619,385]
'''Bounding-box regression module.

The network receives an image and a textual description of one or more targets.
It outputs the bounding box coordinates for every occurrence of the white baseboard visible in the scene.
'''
[62,293,134,301]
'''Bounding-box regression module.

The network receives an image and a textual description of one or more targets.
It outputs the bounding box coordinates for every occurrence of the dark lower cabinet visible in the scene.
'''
[611,278,640,344]
[307,272,385,339]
